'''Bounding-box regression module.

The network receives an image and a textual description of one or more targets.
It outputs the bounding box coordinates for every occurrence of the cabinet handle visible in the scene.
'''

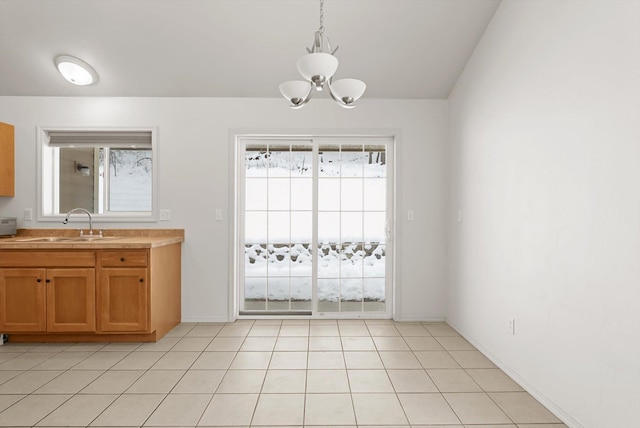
[45,279,51,283]
[139,278,144,283]
[120,257,125,262]
[36,278,42,283]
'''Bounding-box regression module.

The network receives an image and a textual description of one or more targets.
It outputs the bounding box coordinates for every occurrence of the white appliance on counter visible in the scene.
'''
[0,217,17,237]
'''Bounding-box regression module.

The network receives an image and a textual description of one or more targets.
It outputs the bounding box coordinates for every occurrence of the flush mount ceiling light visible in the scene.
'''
[54,55,98,86]
[279,0,366,109]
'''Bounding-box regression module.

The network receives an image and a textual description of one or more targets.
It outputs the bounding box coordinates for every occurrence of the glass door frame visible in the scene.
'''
[232,132,396,320]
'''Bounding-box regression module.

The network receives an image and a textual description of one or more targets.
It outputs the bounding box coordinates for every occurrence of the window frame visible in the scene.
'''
[233,133,396,319]
[36,126,158,223]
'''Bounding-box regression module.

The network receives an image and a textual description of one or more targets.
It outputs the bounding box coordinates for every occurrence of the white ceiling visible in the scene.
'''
[0,0,501,99]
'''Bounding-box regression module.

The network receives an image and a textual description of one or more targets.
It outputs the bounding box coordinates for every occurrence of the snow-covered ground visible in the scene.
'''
[244,242,386,302]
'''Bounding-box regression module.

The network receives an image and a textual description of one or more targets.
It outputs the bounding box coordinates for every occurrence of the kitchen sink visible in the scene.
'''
[17,236,71,242]
[16,236,121,243]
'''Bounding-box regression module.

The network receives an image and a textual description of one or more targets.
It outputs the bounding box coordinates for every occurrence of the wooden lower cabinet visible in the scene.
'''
[0,268,46,332]
[99,267,148,332]
[46,268,95,332]
[0,244,181,342]
[98,249,149,333]
[0,267,95,332]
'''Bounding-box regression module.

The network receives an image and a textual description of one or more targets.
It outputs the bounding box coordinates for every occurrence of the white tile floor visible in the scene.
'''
[0,320,567,427]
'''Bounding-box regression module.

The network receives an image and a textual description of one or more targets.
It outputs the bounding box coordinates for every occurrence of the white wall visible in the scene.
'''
[448,1,640,427]
[0,96,448,322]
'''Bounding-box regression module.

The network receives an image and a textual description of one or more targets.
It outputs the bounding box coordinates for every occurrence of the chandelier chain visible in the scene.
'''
[319,0,325,36]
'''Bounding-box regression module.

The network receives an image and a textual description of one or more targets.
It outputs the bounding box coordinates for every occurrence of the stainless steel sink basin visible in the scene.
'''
[16,236,121,243]
[16,237,72,242]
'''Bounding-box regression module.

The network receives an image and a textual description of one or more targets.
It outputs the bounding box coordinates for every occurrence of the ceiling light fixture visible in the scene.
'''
[54,55,98,86]
[279,0,366,109]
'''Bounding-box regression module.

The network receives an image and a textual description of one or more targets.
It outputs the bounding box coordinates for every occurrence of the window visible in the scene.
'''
[38,128,157,221]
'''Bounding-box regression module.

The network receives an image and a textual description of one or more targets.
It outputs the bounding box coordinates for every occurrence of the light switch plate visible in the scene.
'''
[215,209,223,221]
[159,209,171,221]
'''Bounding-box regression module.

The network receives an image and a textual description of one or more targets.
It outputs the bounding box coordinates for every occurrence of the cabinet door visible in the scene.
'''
[0,122,14,197]
[0,268,46,332]
[99,268,149,332]
[46,268,96,332]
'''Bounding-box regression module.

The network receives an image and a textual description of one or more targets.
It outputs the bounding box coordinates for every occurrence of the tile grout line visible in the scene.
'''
[382,323,413,426]
[247,319,274,427]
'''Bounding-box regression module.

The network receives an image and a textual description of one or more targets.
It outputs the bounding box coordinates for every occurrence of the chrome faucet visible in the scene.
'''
[63,208,93,235]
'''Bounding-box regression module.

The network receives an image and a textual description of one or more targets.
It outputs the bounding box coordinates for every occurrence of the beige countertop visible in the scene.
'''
[0,229,184,249]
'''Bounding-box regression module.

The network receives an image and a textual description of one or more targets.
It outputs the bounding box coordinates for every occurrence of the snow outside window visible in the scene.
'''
[238,136,393,317]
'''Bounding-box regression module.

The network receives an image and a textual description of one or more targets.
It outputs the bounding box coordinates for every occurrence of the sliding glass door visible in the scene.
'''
[238,136,393,317]
[242,141,314,313]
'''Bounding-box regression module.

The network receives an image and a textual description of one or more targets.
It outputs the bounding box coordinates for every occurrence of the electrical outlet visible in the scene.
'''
[159,209,171,221]
[24,208,33,221]
[407,210,414,221]
[457,210,463,223]
[215,209,222,221]
[508,317,516,335]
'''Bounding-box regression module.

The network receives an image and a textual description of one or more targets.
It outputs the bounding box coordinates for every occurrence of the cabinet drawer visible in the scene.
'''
[0,251,95,267]
[100,251,148,267]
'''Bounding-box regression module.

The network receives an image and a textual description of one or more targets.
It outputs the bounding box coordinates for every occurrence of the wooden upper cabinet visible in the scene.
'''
[0,122,15,197]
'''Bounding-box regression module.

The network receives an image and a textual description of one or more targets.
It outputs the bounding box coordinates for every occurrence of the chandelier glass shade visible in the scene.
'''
[278,80,313,108]
[280,0,365,108]
[329,78,367,107]
[297,53,338,91]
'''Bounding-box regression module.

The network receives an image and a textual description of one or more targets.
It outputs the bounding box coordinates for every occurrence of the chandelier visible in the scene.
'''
[279,0,366,109]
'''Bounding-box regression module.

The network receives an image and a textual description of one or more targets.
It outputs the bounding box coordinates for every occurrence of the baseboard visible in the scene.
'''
[394,316,447,322]
[446,319,584,428]
[181,315,448,323]
[181,316,230,323]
